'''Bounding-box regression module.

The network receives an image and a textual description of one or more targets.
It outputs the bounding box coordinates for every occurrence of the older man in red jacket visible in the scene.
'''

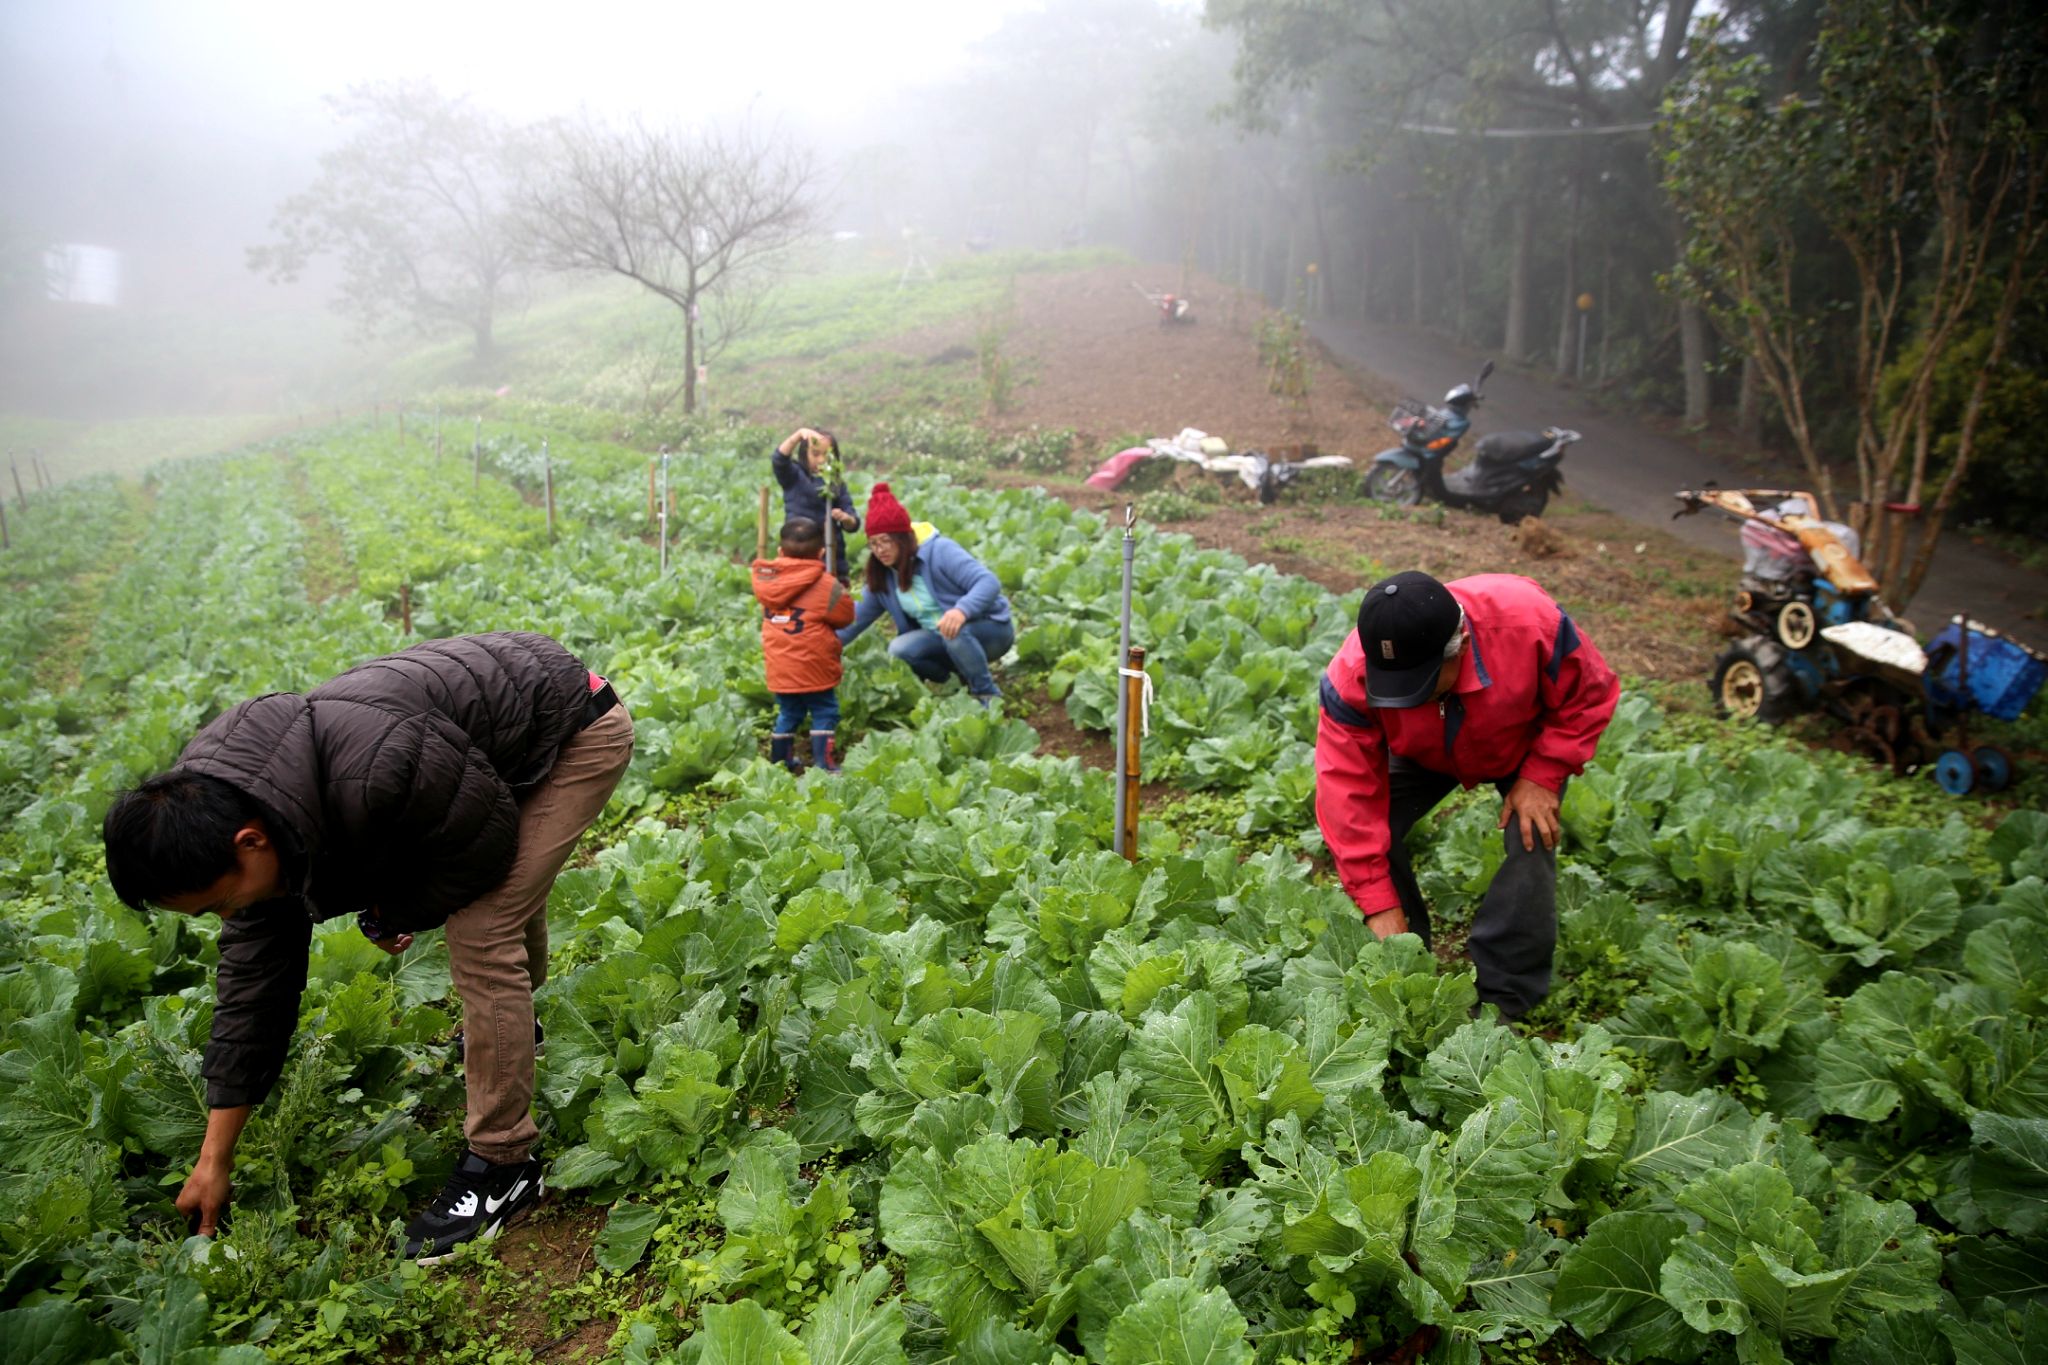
[1316,571,1619,1018]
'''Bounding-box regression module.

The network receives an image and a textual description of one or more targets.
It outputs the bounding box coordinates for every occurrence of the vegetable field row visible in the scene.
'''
[0,425,2041,1364]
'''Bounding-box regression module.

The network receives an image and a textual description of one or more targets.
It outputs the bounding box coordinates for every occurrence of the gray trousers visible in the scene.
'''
[1385,758,1561,1019]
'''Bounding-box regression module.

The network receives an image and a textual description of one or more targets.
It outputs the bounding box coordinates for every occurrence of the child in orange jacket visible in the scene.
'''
[751,518,858,773]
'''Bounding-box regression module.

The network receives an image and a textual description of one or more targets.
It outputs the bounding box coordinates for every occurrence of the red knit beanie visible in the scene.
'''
[865,482,912,536]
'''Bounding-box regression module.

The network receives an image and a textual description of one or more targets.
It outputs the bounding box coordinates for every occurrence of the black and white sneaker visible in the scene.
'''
[402,1149,545,1264]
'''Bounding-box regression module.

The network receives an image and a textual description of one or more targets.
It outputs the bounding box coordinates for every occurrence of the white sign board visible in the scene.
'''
[44,244,122,307]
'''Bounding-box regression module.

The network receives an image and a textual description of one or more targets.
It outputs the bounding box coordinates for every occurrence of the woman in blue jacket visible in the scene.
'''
[839,483,1014,701]
[771,427,859,582]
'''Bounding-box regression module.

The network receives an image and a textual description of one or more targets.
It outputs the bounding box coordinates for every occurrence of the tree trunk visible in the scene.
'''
[1679,299,1711,427]
[1282,219,1303,310]
[683,296,698,416]
[1736,354,1764,447]
[1504,201,1532,359]
[1597,251,1613,383]
[1310,177,1332,318]
[1409,207,1427,326]
[1452,224,1470,342]
[1357,222,1372,320]
[1554,174,1581,377]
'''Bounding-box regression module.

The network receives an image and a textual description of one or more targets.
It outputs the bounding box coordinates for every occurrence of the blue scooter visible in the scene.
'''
[1364,360,1580,523]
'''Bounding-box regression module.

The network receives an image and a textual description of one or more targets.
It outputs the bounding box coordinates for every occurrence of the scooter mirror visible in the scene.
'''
[1476,360,1495,388]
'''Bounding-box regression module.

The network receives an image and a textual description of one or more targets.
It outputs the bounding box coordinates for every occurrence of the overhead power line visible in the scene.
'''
[1398,119,1658,139]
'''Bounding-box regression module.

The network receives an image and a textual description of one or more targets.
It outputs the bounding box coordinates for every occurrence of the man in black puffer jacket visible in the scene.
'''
[102,632,634,1263]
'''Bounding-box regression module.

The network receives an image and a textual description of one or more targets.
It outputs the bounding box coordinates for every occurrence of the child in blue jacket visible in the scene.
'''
[771,427,859,583]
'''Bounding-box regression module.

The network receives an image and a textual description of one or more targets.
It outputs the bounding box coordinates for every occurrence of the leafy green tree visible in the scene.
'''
[1663,0,2047,603]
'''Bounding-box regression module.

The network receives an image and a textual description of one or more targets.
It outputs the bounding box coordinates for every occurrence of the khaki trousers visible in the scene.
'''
[444,704,634,1162]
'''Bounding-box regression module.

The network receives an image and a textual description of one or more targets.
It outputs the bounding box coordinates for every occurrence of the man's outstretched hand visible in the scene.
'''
[1499,778,1561,853]
[177,1158,231,1236]
[1365,905,1409,939]
[177,1105,249,1237]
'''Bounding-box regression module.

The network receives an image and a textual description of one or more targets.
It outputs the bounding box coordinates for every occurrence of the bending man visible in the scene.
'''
[1315,572,1618,1018]
[102,631,633,1262]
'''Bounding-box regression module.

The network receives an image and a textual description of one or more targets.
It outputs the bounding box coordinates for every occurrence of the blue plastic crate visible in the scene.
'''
[1925,619,2047,721]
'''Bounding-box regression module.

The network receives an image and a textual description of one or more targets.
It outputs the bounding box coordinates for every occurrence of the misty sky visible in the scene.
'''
[3,0,1034,129]
[0,0,1049,273]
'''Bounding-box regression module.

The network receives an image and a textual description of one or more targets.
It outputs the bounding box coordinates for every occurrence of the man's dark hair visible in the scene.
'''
[780,517,824,557]
[103,771,263,910]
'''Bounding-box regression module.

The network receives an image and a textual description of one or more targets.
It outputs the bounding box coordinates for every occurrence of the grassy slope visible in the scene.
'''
[387,246,1124,423]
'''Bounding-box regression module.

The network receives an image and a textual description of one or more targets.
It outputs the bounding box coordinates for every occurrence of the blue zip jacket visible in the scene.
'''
[839,532,1012,643]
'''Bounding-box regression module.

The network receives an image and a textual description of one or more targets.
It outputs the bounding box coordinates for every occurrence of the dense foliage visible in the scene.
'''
[0,426,2042,1363]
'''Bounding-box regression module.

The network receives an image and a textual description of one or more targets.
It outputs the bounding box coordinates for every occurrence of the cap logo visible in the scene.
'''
[1380,639,1395,660]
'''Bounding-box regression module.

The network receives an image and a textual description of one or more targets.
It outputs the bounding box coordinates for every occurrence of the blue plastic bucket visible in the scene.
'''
[1924,619,2048,722]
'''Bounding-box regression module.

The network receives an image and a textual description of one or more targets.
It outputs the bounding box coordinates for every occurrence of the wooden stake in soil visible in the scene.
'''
[1,500,10,551]
[400,583,413,635]
[543,439,556,542]
[10,457,24,509]
[647,458,658,523]
[1112,504,1138,859]
[35,456,51,490]
[756,486,771,561]
[1119,645,1147,861]
[658,451,670,578]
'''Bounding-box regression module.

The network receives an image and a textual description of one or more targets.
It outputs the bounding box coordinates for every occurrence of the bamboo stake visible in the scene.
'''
[1113,504,1137,858]
[647,458,658,523]
[543,439,555,542]
[400,583,413,635]
[1120,645,1147,861]
[1,501,9,551]
[36,456,51,490]
[756,486,771,560]
[10,457,24,509]
[658,451,670,577]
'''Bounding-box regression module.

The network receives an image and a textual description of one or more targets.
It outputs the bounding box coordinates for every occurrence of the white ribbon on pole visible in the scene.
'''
[1118,666,1155,737]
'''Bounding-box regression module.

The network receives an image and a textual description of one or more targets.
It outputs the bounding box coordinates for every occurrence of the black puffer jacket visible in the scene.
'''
[180,632,596,1106]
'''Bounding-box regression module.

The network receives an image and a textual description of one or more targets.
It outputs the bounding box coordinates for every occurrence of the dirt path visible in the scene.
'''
[1309,318,2048,649]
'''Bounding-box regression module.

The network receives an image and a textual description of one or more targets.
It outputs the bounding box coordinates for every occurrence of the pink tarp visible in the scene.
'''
[1085,448,1155,491]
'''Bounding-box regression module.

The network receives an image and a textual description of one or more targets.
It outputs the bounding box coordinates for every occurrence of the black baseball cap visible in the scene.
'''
[1357,571,1461,708]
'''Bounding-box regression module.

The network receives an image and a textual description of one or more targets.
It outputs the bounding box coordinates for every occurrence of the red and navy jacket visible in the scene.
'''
[1314,574,1619,917]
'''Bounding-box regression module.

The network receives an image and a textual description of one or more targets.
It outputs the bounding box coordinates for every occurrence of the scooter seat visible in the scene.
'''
[1443,462,1537,498]
[1475,430,1553,467]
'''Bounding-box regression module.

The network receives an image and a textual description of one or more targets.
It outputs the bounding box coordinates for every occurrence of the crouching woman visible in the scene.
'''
[838,482,1013,702]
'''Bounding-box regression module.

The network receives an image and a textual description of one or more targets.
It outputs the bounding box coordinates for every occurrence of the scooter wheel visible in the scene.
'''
[1366,465,1422,506]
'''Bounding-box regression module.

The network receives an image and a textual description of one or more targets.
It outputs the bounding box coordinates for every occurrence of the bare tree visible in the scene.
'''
[249,81,526,362]
[520,117,816,415]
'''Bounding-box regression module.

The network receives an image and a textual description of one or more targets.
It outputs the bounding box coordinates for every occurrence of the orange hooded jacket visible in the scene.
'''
[751,555,857,694]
